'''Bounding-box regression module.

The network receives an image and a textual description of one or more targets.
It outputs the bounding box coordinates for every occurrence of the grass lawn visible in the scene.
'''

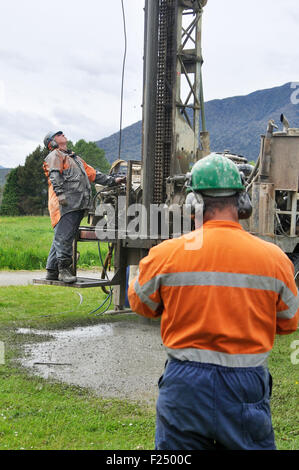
[0,216,107,270]
[0,285,156,450]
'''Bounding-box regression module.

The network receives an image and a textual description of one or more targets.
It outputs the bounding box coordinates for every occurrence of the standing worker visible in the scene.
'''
[128,153,299,450]
[43,131,125,283]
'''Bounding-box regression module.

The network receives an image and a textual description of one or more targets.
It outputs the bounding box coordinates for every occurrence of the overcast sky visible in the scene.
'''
[0,0,298,168]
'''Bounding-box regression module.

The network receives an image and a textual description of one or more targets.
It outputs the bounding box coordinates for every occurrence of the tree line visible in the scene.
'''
[0,140,110,216]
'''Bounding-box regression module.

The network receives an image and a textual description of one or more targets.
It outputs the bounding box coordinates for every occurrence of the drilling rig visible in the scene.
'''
[35,0,299,303]
[105,0,211,308]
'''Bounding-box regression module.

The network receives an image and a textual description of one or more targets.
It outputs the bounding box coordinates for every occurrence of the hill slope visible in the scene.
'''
[0,168,12,186]
[96,82,299,164]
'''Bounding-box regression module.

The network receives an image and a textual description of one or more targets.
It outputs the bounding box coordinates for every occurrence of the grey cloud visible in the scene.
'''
[0,109,54,142]
[0,110,54,160]
[67,51,123,80]
[58,65,124,96]
[51,107,108,140]
[0,109,56,167]
[0,49,42,73]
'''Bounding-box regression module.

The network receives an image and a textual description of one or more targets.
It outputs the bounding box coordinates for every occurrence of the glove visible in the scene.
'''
[58,193,68,206]
[115,176,126,184]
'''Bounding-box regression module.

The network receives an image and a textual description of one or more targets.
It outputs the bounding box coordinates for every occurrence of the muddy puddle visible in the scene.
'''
[16,317,167,404]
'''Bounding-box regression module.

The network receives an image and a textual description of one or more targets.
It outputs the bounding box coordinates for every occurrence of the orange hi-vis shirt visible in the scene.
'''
[128,221,299,367]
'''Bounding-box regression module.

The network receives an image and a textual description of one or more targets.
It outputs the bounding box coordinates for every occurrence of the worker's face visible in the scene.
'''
[54,132,67,148]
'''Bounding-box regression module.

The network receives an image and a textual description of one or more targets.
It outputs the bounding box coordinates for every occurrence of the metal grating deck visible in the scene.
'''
[32,277,115,288]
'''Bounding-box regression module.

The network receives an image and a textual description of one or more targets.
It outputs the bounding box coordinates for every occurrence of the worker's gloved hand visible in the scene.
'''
[115,176,126,185]
[58,193,68,206]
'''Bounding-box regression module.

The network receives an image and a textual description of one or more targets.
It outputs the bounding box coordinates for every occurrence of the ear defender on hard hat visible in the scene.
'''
[48,139,59,150]
[185,173,205,214]
[185,153,253,220]
[236,191,252,219]
[185,189,252,219]
[236,172,252,219]
[185,191,205,213]
[184,190,205,230]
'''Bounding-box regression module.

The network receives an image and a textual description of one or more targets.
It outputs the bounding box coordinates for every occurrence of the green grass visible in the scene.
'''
[0,365,155,450]
[0,216,108,270]
[0,285,156,450]
[0,285,114,327]
[268,335,299,449]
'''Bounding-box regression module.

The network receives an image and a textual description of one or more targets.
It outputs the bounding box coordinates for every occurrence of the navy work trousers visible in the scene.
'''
[155,359,276,450]
[46,210,85,271]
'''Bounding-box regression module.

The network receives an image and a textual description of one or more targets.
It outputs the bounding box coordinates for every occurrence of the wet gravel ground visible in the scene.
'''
[16,316,167,405]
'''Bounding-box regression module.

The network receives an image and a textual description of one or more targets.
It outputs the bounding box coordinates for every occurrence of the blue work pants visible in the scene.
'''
[46,210,85,271]
[155,359,276,450]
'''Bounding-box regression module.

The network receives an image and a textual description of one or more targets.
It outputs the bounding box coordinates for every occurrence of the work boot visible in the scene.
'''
[46,269,59,281]
[58,259,77,284]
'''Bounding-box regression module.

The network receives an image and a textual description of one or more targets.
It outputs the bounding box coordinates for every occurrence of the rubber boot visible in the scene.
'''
[58,259,77,284]
[46,269,59,281]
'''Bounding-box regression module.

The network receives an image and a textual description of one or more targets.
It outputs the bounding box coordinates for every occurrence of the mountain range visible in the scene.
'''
[0,168,12,186]
[0,82,298,185]
[96,82,299,164]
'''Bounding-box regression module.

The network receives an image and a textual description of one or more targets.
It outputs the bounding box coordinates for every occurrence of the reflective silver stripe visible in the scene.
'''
[277,285,299,320]
[134,278,160,311]
[136,271,298,319]
[166,347,269,368]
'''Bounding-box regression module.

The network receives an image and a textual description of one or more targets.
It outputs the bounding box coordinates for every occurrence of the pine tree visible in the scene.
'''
[68,140,110,173]
[0,167,22,215]
[17,146,48,215]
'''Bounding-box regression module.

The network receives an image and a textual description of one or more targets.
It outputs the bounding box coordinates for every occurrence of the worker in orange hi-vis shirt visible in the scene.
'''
[128,153,299,451]
[43,131,125,283]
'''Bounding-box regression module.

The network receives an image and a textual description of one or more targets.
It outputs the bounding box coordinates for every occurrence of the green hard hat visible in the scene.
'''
[190,153,245,194]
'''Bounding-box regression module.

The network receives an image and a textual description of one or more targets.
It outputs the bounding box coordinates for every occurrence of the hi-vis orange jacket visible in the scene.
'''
[43,149,115,227]
[128,220,299,367]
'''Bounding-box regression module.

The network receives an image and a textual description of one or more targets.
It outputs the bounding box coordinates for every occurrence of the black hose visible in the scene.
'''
[118,0,127,160]
[87,241,113,316]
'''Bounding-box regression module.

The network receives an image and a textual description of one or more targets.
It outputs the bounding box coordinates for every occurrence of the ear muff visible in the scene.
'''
[185,191,205,230]
[237,191,252,219]
[185,191,205,213]
[186,190,252,220]
[185,191,205,223]
[236,172,252,219]
[48,139,58,150]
